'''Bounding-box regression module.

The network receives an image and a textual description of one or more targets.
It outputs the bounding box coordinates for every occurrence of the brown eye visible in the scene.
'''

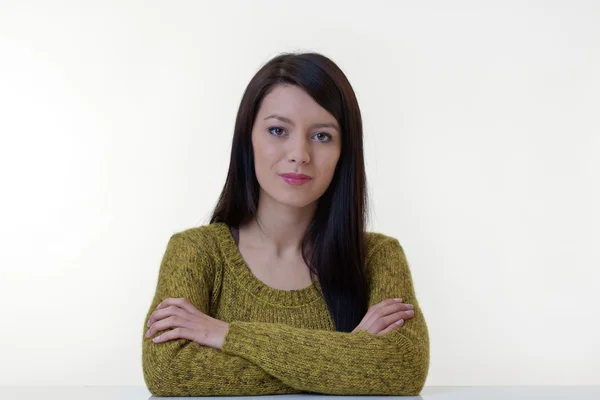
[314,132,333,143]
[268,127,285,136]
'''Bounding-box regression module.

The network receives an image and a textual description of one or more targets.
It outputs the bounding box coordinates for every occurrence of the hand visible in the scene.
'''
[145,297,230,350]
[351,298,415,335]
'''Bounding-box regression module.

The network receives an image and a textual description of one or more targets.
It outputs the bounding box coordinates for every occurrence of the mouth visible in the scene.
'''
[279,174,312,186]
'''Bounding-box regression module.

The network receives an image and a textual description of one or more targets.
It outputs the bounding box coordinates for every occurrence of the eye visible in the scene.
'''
[268,126,285,137]
[314,132,333,143]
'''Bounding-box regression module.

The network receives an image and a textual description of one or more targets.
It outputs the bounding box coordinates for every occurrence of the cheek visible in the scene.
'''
[253,137,280,170]
[318,148,341,175]
[262,144,279,161]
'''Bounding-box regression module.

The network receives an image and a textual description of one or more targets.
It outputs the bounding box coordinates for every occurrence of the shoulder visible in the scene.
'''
[365,230,404,261]
[364,231,413,286]
[165,222,230,259]
[171,222,224,243]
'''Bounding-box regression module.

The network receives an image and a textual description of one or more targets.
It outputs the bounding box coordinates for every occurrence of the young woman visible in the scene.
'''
[142,52,430,396]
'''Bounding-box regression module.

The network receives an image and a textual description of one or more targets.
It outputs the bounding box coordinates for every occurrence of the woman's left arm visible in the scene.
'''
[221,238,430,396]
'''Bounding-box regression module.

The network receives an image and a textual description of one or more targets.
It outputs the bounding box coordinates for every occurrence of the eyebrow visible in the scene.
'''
[264,114,340,132]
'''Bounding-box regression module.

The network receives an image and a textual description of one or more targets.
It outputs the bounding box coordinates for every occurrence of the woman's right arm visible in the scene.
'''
[142,233,301,396]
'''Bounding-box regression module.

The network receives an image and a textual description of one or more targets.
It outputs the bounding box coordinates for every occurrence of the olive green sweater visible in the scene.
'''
[141,222,430,396]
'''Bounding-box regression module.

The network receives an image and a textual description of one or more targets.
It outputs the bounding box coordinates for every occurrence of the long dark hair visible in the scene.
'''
[209,52,369,332]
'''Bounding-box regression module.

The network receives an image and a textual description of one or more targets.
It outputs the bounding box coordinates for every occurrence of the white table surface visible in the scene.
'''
[2,386,600,400]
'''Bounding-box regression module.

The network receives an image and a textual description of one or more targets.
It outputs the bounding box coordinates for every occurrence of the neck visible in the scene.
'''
[242,191,317,258]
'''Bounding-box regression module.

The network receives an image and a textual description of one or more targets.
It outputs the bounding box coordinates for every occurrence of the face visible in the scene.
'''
[251,84,342,209]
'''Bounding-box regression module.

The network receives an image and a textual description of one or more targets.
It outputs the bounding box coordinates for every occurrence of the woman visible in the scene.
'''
[142,52,430,396]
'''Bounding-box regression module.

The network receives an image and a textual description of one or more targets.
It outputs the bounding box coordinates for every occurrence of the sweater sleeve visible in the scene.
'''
[142,233,301,396]
[220,237,430,396]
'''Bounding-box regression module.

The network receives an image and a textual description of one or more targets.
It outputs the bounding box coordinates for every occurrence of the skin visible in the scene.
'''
[245,83,342,258]
[236,83,343,289]
[145,84,414,349]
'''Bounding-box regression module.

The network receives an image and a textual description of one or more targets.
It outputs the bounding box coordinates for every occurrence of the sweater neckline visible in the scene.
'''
[212,222,322,307]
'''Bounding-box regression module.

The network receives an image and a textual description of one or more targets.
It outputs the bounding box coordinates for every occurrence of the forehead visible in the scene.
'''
[257,84,336,122]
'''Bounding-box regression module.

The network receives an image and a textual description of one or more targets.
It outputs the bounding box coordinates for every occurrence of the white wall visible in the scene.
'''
[0,0,598,387]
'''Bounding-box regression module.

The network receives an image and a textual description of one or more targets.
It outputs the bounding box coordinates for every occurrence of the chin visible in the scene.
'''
[271,193,317,209]
[280,198,316,209]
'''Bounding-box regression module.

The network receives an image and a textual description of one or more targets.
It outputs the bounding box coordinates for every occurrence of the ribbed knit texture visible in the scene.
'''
[142,222,430,396]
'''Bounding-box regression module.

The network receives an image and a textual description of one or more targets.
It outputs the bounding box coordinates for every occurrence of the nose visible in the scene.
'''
[287,135,311,165]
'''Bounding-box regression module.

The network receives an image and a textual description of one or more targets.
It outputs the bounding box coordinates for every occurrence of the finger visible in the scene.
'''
[146,315,195,338]
[157,297,202,316]
[377,302,413,321]
[352,298,406,333]
[152,327,193,343]
[365,298,403,318]
[366,305,413,333]
[361,298,403,327]
[378,309,414,330]
[377,319,404,336]
[381,301,413,314]
[372,298,403,311]
[362,300,408,329]
[148,304,189,327]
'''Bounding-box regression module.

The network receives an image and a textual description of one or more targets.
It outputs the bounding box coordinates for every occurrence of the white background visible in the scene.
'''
[0,0,598,387]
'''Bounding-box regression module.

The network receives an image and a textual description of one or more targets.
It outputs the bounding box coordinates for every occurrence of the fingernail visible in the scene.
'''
[394,298,403,302]
[406,310,414,316]
[145,330,150,337]
[396,319,404,325]
[153,335,161,342]
[406,304,414,309]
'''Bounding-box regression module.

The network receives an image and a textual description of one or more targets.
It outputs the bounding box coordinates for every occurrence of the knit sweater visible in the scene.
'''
[141,222,430,396]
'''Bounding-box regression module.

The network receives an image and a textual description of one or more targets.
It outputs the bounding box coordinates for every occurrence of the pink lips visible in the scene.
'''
[280,173,312,186]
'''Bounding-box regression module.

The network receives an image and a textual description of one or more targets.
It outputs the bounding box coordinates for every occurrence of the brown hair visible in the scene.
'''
[209,52,369,332]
